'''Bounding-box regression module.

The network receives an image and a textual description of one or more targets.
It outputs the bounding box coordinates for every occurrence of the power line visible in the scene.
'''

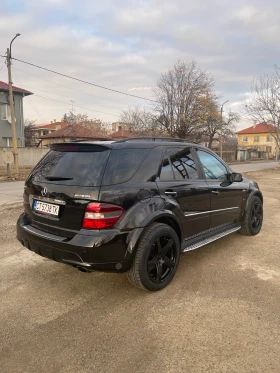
[12,65,133,109]
[11,56,158,104]
[33,93,119,118]
[0,61,5,72]
[13,69,46,122]
[14,68,118,121]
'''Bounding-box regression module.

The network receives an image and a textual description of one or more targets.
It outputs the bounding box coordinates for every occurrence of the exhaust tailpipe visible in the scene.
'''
[77,266,89,273]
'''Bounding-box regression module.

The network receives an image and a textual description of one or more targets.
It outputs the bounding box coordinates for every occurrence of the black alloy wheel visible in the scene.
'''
[251,200,263,233]
[239,196,263,236]
[147,235,176,283]
[128,223,180,291]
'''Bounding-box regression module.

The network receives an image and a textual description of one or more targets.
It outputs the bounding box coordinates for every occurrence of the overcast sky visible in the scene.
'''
[1,0,280,129]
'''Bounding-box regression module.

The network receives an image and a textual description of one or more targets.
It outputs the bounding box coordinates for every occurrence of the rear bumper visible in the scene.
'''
[16,213,133,273]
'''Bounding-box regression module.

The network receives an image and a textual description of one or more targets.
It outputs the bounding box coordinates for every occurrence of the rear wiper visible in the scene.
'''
[45,176,73,181]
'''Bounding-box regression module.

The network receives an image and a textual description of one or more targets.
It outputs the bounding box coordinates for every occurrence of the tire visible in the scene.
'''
[127,223,181,291]
[239,196,263,236]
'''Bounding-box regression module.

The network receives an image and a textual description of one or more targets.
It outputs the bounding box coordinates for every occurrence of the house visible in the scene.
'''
[111,122,132,133]
[32,120,68,146]
[0,80,32,147]
[39,123,107,147]
[110,129,136,140]
[236,122,278,161]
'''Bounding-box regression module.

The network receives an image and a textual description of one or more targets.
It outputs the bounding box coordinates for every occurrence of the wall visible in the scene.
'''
[0,147,49,176]
[214,150,236,163]
[0,92,25,147]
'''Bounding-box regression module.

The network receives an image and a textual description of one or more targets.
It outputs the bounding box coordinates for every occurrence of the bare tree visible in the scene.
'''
[153,60,215,139]
[63,112,110,135]
[245,66,280,149]
[119,106,164,135]
[222,134,238,151]
[24,119,36,147]
[199,96,240,149]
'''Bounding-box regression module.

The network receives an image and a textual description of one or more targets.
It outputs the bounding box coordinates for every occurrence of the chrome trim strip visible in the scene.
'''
[184,207,239,217]
[62,259,91,267]
[183,225,241,252]
[23,225,66,242]
[30,194,66,205]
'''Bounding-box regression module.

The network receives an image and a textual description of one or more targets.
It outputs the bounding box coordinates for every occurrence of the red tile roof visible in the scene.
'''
[33,122,68,130]
[41,124,107,139]
[236,122,276,134]
[0,80,33,95]
[110,129,136,139]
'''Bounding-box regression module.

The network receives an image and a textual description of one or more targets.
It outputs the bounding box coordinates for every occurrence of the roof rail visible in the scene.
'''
[114,137,200,144]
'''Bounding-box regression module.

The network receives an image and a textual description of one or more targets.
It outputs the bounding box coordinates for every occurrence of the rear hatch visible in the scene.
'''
[24,143,111,238]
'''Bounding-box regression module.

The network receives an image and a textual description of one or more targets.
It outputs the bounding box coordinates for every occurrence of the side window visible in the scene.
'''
[196,150,228,181]
[102,148,150,185]
[1,104,11,120]
[160,147,198,181]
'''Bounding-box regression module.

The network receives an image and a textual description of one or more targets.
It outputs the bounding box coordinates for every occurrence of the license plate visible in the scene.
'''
[33,200,59,216]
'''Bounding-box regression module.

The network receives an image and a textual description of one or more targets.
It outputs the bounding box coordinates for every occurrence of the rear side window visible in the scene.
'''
[31,150,110,186]
[160,147,198,181]
[102,148,149,185]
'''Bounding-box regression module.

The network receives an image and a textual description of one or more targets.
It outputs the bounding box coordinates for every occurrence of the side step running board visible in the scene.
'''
[182,225,241,253]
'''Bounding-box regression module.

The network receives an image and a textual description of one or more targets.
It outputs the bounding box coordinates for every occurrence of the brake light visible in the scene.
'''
[23,193,29,211]
[82,203,124,229]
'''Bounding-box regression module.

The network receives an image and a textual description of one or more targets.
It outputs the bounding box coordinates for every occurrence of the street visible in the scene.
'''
[0,181,24,205]
[231,161,279,173]
[0,162,278,205]
[0,169,280,372]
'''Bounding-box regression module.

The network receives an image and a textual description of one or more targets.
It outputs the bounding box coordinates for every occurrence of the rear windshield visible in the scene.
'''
[32,150,110,186]
[102,148,150,185]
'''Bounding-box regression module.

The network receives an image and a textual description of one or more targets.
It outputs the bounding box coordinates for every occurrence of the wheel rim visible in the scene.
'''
[251,201,263,232]
[147,235,176,283]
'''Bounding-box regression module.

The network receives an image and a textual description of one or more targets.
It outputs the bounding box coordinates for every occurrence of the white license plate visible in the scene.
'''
[33,200,59,216]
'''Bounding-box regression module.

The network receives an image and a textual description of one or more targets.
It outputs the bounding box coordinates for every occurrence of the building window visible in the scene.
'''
[2,137,13,147]
[254,136,259,142]
[0,104,11,120]
[266,135,273,142]
[242,136,248,141]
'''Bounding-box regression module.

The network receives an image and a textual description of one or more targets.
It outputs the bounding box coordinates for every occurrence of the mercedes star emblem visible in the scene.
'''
[41,187,47,197]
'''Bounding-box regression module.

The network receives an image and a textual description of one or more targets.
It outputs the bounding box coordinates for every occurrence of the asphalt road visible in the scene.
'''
[0,169,280,373]
[231,161,279,173]
[0,162,278,205]
[0,181,24,205]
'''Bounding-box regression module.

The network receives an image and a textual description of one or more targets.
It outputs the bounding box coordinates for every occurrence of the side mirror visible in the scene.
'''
[231,172,243,182]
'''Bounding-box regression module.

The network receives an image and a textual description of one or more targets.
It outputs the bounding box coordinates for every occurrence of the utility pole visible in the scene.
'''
[220,100,229,159]
[6,33,21,177]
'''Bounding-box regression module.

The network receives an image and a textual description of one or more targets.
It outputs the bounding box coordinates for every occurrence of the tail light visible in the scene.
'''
[82,203,124,229]
[23,193,29,211]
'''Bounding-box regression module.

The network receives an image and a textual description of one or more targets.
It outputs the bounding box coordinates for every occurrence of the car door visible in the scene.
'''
[156,147,211,239]
[195,148,244,228]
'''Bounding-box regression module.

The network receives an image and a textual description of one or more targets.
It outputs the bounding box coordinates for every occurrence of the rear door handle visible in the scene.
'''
[165,190,177,196]
[211,190,220,195]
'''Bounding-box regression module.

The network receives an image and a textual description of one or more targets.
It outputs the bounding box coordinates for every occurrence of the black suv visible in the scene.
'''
[17,138,263,291]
